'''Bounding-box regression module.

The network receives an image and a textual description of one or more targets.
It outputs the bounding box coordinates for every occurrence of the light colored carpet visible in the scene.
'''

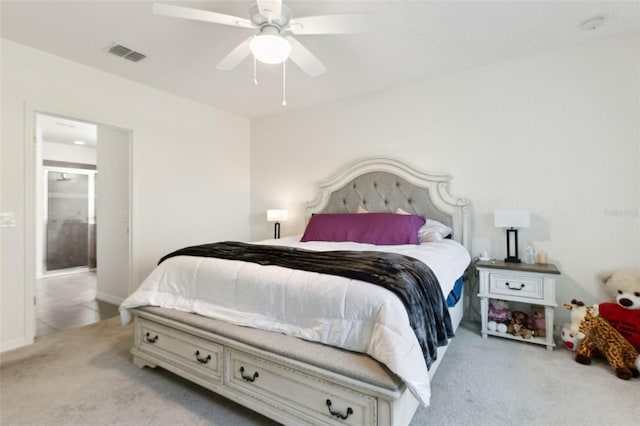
[1,317,638,425]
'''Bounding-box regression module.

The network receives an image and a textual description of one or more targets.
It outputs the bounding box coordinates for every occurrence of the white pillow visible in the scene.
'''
[418,220,452,242]
[357,206,369,213]
[396,208,452,243]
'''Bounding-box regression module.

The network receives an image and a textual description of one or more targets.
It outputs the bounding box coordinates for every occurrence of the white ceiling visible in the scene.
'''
[37,114,97,148]
[2,1,638,119]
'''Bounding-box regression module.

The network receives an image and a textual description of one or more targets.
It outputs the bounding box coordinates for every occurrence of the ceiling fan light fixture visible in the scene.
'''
[249,34,291,64]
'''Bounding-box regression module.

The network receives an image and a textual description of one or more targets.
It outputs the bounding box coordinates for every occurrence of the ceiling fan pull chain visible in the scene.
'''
[282,60,287,106]
[253,56,258,86]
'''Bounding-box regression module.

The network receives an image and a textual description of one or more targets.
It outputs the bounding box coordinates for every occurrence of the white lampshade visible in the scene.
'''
[250,34,291,64]
[494,209,530,228]
[267,209,288,222]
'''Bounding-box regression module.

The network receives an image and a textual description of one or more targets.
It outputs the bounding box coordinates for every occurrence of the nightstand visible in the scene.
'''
[476,260,560,350]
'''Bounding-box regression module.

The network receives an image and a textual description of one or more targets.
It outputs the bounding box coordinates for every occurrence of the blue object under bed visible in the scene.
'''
[446,275,464,307]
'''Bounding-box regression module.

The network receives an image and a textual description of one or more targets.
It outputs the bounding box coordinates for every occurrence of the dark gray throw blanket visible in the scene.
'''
[159,241,454,369]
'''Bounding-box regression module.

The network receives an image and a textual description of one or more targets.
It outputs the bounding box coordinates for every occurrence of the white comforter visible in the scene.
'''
[120,236,470,406]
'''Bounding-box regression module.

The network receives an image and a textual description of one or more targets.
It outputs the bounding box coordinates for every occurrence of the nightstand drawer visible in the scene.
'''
[489,273,544,299]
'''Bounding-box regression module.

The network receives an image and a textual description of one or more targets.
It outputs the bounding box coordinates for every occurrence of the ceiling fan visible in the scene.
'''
[153,0,371,78]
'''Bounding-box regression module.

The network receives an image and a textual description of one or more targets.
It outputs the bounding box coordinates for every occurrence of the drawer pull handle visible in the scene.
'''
[506,282,524,291]
[326,399,353,420]
[239,366,259,382]
[145,332,158,343]
[195,350,211,364]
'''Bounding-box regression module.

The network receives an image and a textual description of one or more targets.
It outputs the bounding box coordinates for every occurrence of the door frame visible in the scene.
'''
[25,106,133,343]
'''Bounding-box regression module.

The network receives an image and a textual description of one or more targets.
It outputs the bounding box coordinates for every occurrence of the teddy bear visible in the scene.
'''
[528,305,546,338]
[598,269,640,349]
[487,299,510,333]
[507,311,534,339]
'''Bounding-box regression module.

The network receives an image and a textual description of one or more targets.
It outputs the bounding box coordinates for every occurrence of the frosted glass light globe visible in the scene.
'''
[250,34,291,64]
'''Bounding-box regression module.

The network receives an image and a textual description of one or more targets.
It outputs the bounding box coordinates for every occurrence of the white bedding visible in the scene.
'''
[120,237,470,406]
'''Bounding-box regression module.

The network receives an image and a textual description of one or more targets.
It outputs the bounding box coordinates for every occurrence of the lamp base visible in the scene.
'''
[504,229,520,263]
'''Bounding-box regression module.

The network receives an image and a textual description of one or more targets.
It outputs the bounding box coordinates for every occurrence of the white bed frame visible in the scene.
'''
[307,157,471,250]
[130,157,471,426]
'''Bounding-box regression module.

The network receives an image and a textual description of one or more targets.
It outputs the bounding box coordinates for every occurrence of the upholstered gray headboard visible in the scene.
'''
[306,157,472,251]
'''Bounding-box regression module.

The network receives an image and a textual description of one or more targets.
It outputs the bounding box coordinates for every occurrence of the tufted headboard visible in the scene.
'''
[306,157,472,251]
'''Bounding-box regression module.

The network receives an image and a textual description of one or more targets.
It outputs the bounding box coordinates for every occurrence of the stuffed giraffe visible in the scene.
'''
[564,299,639,380]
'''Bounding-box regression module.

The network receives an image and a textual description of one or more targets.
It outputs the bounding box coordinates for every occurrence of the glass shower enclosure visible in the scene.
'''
[44,167,97,273]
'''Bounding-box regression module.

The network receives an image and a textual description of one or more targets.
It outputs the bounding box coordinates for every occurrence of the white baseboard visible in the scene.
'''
[96,292,125,306]
[1,336,33,353]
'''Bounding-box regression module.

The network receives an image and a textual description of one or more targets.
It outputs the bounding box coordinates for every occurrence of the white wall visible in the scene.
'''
[0,39,251,351]
[2,34,637,351]
[250,34,639,326]
[42,141,97,165]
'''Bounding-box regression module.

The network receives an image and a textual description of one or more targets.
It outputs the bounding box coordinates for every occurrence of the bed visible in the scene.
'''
[120,157,472,426]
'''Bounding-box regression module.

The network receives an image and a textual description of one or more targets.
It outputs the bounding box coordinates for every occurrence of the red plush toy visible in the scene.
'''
[599,303,640,348]
[599,269,640,349]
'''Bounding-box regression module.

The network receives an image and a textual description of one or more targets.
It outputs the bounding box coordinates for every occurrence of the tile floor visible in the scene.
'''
[36,270,120,337]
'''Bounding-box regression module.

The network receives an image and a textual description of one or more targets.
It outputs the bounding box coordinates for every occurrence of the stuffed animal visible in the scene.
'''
[600,269,640,310]
[565,299,588,335]
[560,324,579,351]
[488,298,510,322]
[563,299,639,380]
[528,305,546,338]
[487,299,510,333]
[599,303,640,348]
[487,321,508,333]
[507,311,534,339]
[599,269,640,348]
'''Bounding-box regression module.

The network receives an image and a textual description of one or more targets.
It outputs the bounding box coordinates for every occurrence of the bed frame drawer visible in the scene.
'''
[226,348,376,426]
[130,308,425,426]
[137,318,223,382]
[488,273,544,300]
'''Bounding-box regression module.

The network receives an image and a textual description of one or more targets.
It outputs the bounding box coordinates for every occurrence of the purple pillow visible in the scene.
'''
[300,213,426,245]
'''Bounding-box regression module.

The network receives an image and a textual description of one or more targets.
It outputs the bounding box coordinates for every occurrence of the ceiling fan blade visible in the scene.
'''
[216,37,253,70]
[285,36,326,78]
[257,0,282,21]
[153,3,254,29]
[289,14,371,35]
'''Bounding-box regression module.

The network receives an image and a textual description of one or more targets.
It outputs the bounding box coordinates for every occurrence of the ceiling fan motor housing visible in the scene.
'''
[250,3,292,31]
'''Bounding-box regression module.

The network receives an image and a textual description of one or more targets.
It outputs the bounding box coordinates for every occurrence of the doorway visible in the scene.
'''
[33,112,131,337]
[43,166,96,273]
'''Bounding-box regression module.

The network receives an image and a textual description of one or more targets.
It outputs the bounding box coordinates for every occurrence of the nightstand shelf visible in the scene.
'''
[484,329,549,347]
[476,260,560,350]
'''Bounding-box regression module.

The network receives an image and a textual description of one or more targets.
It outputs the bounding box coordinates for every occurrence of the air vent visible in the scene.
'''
[123,51,147,62]
[107,43,147,62]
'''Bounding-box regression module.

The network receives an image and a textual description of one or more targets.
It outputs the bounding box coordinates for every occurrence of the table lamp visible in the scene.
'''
[267,209,288,239]
[494,209,530,263]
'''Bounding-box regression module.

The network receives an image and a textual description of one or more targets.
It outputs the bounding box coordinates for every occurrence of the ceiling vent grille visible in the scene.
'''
[107,43,147,62]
